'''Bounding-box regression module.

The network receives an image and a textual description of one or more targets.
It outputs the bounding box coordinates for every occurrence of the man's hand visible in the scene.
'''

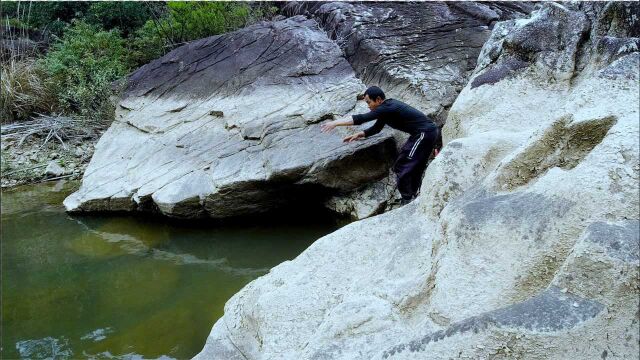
[343,132,365,143]
[320,118,355,133]
[320,120,337,133]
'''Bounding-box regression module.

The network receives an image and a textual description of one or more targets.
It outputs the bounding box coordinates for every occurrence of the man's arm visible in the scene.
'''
[322,106,383,132]
[352,110,379,125]
[320,118,354,132]
[363,120,384,137]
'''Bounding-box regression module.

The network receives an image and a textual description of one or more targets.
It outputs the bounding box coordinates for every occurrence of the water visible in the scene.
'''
[1,181,341,359]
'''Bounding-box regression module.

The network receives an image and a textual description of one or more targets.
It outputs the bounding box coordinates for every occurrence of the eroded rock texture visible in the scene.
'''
[283,1,533,124]
[64,16,398,218]
[196,3,639,359]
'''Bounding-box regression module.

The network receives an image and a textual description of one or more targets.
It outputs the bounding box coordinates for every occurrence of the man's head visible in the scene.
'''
[363,86,385,111]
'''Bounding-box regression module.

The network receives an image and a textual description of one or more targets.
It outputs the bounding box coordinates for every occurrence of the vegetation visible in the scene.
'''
[1,56,54,122]
[1,1,279,124]
[40,21,130,120]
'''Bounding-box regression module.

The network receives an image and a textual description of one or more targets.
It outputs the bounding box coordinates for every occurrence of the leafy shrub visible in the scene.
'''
[166,2,249,43]
[1,1,90,36]
[127,3,279,65]
[40,21,130,120]
[162,2,280,44]
[1,2,282,122]
[85,2,158,37]
[128,20,169,67]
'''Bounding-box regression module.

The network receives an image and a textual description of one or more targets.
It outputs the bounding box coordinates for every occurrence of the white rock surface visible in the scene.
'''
[63,17,398,218]
[196,3,639,359]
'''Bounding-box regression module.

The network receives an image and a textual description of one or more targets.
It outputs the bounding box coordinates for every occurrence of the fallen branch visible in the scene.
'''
[42,174,74,182]
[2,114,102,149]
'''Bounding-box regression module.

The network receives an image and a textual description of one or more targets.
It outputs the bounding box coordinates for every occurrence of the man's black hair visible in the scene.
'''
[364,86,385,102]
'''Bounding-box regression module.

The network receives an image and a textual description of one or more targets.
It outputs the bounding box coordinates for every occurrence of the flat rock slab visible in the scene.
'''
[64,16,397,218]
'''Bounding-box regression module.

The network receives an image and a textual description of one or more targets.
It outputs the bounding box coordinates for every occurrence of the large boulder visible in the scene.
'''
[196,3,639,359]
[283,1,533,125]
[64,16,398,218]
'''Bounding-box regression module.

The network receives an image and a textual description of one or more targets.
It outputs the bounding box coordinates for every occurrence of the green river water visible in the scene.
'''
[1,181,341,359]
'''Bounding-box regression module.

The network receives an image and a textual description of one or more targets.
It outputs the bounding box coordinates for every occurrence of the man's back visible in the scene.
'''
[352,98,436,136]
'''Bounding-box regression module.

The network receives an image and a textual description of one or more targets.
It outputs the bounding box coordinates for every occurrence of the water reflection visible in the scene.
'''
[2,181,340,359]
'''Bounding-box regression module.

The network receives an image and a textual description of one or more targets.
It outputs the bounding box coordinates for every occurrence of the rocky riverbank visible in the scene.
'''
[1,128,100,188]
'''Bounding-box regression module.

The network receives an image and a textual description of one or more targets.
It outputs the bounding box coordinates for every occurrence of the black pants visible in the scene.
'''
[392,128,439,200]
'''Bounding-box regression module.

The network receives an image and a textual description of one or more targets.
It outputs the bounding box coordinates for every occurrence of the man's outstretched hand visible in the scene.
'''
[320,120,337,133]
[320,119,361,142]
[343,132,365,143]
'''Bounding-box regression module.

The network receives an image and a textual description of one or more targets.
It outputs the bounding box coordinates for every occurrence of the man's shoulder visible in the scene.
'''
[381,98,401,110]
[386,98,414,108]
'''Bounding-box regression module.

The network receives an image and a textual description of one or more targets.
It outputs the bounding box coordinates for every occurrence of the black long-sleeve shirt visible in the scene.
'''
[352,99,436,137]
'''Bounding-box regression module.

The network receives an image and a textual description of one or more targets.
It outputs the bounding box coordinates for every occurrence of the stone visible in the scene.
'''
[64,16,398,218]
[283,2,533,125]
[74,147,84,158]
[45,161,65,177]
[324,172,400,220]
[196,3,639,359]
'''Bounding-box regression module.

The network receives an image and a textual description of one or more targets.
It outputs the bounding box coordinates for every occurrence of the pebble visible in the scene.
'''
[50,152,59,159]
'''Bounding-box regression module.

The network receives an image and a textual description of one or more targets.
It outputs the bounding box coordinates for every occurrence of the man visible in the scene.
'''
[320,86,439,205]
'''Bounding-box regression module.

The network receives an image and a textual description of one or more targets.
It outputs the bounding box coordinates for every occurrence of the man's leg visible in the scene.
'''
[409,128,439,197]
[393,133,424,201]
[393,129,438,202]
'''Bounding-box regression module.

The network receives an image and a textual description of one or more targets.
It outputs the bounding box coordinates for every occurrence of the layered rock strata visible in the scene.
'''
[64,16,398,218]
[196,3,639,359]
[283,1,533,124]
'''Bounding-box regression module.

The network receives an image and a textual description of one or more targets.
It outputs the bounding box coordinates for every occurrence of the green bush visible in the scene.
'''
[166,2,249,43]
[127,2,278,65]
[163,2,281,44]
[85,2,157,37]
[40,21,130,120]
[128,20,169,67]
[2,2,282,122]
[1,1,90,36]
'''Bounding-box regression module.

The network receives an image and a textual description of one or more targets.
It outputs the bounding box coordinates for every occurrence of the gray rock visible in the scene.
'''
[45,161,65,177]
[74,147,84,158]
[584,220,640,263]
[197,3,639,359]
[283,2,533,125]
[324,172,400,220]
[64,16,396,218]
[381,286,605,358]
